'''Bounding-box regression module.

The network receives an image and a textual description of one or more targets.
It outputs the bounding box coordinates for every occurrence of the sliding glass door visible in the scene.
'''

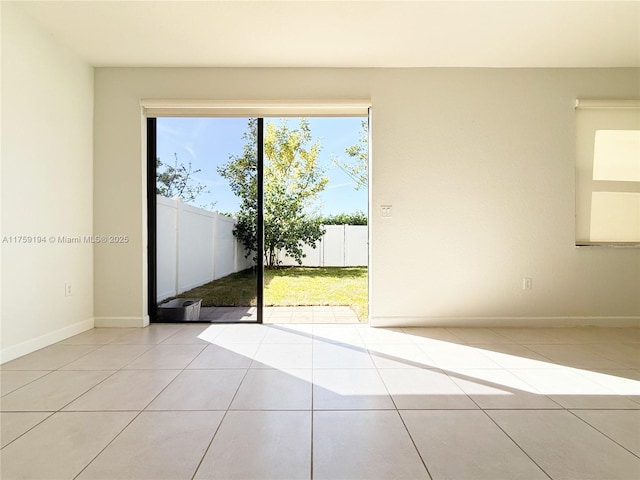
[148,117,263,323]
[148,113,369,325]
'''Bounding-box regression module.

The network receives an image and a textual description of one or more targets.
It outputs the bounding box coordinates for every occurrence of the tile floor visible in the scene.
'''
[1,324,639,480]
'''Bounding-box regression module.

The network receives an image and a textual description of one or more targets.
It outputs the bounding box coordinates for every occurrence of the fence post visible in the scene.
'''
[174,197,181,295]
[343,224,347,267]
[211,211,218,281]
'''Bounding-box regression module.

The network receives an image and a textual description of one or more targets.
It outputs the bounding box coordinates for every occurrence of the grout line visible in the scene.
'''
[189,382,247,479]
[373,356,434,480]
[567,409,640,460]
[481,410,553,480]
[72,409,145,480]
[0,370,56,398]
[394,409,434,480]
[0,411,55,450]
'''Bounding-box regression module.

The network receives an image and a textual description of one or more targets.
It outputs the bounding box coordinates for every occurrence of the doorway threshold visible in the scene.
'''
[199,306,360,324]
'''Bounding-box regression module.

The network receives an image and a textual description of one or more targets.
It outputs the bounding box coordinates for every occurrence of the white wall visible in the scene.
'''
[1,4,94,361]
[93,67,640,327]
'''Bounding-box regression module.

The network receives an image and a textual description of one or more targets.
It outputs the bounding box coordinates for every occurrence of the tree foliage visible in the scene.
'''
[319,211,368,225]
[217,118,328,268]
[156,153,211,207]
[333,119,368,190]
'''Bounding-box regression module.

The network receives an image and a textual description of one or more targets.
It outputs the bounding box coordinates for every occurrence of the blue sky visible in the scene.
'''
[157,117,368,216]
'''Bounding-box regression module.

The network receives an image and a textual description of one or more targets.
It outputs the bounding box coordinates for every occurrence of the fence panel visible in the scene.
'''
[322,225,346,266]
[214,214,238,280]
[178,203,215,292]
[345,225,368,266]
[156,196,178,300]
[277,224,368,267]
[156,196,250,303]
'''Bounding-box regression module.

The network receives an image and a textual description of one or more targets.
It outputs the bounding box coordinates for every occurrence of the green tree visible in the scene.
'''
[218,118,328,268]
[333,119,368,190]
[156,153,213,208]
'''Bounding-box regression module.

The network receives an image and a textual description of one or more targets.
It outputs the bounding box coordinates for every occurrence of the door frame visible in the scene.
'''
[143,102,371,324]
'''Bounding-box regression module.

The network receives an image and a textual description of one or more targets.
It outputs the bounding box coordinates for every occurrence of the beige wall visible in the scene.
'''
[1,4,95,361]
[94,67,639,327]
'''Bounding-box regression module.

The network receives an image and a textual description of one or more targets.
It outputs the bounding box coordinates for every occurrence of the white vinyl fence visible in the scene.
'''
[156,196,253,302]
[156,196,368,302]
[277,224,368,267]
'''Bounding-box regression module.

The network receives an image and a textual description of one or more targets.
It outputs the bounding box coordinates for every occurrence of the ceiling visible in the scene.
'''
[10,0,640,68]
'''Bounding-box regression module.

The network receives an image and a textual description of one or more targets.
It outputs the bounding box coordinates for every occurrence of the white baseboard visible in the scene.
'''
[94,316,150,328]
[0,317,95,364]
[369,316,640,328]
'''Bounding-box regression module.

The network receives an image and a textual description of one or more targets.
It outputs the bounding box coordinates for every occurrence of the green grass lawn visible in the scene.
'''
[175,266,368,320]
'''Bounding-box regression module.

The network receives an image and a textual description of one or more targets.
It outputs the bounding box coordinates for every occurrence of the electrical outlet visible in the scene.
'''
[522,277,532,290]
[380,205,392,218]
[65,283,72,296]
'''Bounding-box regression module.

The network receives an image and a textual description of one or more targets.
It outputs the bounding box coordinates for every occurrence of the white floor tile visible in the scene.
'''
[109,325,182,344]
[446,328,513,344]
[0,412,52,448]
[0,370,50,396]
[147,369,246,410]
[60,345,152,370]
[313,369,395,410]
[261,325,313,343]
[574,369,640,398]
[160,325,215,344]
[402,327,464,344]
[313,410,429,480]
[77,411,224,480]
[510,368,640,409]
[0,370,114,411]
[418,343,501,369]
[448,368,561,409]
[64,370,180,411]
[589,343,640,369]
[195,411,311,480]
[1,344,99,370]
[401,410,549,479]
[313,343,374,368]
[526,344,628,369]
[490,328,570,344]
[251,343,312,369]
[0,411,136,480]
[476,344,555,369]
[124,344,206,369]
[210,324,269,344]
[230,369,312,410]
[59,328,135,345]
[357,327,415,344]
[313,326,366,345]
[379,368,478,409]
[571,409,640,457]
[187,343,258,369]
[367,343,436,369]
[489,410,640,480]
